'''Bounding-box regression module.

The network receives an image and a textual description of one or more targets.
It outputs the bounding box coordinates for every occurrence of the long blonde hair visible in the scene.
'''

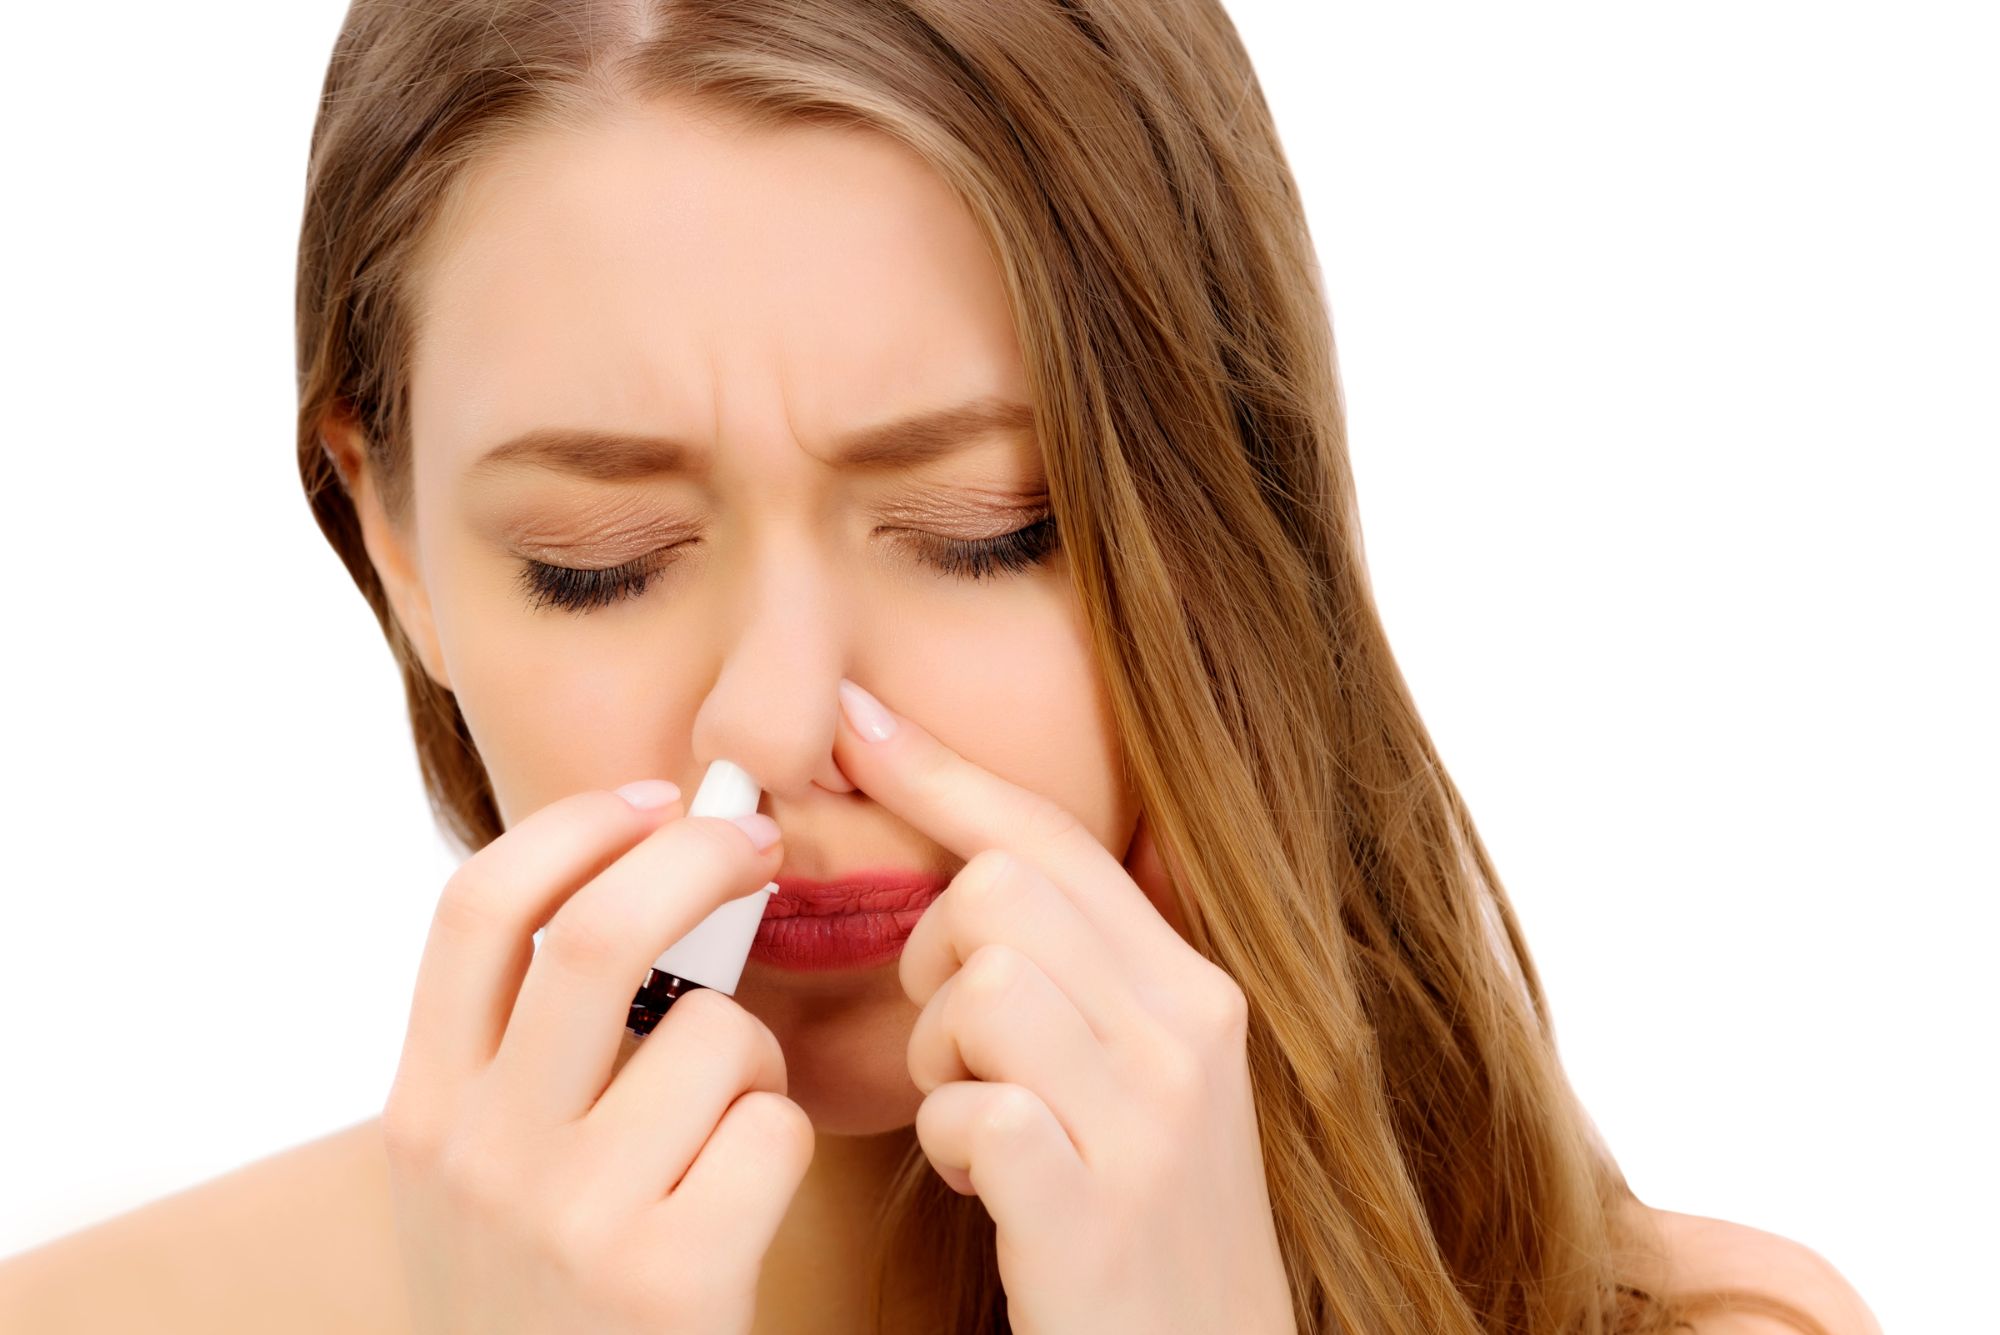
[295,2,1821,1330]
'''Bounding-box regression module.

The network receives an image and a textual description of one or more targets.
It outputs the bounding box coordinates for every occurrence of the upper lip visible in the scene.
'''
[768,869,952,916]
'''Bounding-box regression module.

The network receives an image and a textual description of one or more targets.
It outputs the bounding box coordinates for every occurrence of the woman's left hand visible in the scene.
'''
[831,679,1295,1335]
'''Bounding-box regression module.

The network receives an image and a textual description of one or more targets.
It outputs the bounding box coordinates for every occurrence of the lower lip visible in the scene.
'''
[748,883,943,972]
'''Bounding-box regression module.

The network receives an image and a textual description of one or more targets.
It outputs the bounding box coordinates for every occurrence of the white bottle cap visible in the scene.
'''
[648,758,776,995]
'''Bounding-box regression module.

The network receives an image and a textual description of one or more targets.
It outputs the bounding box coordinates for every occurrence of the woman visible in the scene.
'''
[0,0,1882,1331]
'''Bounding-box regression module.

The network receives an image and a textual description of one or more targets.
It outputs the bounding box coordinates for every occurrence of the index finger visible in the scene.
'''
[830,678,1185,968]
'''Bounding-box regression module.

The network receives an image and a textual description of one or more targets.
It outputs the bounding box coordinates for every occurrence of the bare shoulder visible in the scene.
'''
[1640,1205,1882,1335]
[0,1116,411,1335]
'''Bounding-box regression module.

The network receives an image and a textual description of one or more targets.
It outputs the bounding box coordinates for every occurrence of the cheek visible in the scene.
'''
[913,590,1131,849]
[458,648,699,825]
[426,549,708,823]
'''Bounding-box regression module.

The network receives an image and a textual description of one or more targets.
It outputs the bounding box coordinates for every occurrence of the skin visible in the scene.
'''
[337,92,1195,1327]
[0,93,1881,1335]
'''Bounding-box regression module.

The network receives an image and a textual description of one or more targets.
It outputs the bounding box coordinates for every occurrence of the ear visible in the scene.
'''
[318,411,453,692]
[1123,804,1191,942]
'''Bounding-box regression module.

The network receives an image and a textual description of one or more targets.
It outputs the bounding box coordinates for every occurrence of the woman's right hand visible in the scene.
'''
[379,783,809,1335]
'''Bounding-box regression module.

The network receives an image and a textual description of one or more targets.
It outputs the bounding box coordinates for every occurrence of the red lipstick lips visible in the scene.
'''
[750,869,950,971]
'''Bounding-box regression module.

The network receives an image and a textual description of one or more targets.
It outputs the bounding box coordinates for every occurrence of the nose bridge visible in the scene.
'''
[688,517,855,799]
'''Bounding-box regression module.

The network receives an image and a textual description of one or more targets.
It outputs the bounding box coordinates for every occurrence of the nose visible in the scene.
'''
[686,523,861,803]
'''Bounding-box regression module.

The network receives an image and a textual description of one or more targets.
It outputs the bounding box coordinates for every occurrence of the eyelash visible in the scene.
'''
[516,513,1062,614]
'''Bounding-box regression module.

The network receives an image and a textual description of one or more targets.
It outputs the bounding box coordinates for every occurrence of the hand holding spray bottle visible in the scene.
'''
[386,757,808,1334]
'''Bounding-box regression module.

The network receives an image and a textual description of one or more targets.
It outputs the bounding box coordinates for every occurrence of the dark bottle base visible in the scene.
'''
[627,968,707,1037]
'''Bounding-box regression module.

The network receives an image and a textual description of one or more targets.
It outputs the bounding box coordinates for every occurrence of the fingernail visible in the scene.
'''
[727,812,782,851]
[616,779,681,810]
[838,678,897,742]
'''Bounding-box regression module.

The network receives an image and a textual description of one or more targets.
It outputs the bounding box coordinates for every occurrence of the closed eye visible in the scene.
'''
[515,511,1061,615]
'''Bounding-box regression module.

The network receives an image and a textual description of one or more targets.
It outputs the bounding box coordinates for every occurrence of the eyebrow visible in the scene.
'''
[466,395,1037,483]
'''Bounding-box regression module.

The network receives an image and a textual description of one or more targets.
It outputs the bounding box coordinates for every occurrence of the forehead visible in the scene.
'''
[406,97,1027,473]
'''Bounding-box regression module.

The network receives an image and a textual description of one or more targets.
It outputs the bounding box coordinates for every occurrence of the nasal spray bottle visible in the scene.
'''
[621,758,777,1035]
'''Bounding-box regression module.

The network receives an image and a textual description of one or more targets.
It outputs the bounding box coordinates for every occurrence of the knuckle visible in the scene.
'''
[379,1086,443,1168]
[433,865,506,940]
[379,1107,435,1171]
[435,1121,511,1212]
[686,813,759,864]
[751,1018,790,1094]
[1019,796,1085,847]
[958,848,1024,911]
[957,943,1029,1007]
[974,1085,1045,1147]
[1196,968,1250,1036]
[552,786,650,838]
[541,901,631,972]
[675,990,787,1089]
[542,1196,615,1278]
[674,984,756,1044]
[586,785,650,822]
[737,1090,815,1167]
[906,738,959,794]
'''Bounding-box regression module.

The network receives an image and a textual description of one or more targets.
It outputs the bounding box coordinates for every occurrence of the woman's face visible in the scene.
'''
[340,96,1151,1135]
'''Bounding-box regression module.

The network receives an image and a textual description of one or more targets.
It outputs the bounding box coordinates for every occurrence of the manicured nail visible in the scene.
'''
[616,779,681,810]
[727,812,783,851]
[838,678,898,742]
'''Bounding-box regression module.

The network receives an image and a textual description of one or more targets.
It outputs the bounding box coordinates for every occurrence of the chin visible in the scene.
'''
[793,1075,924,1137]
[733,964,925,1136]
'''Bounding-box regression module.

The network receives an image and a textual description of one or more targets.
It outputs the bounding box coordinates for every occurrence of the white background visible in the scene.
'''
[3,2,1992,1329]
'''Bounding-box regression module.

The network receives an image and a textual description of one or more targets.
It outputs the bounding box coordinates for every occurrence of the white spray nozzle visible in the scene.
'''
[685,757,762,820]
[647,758,776,994]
